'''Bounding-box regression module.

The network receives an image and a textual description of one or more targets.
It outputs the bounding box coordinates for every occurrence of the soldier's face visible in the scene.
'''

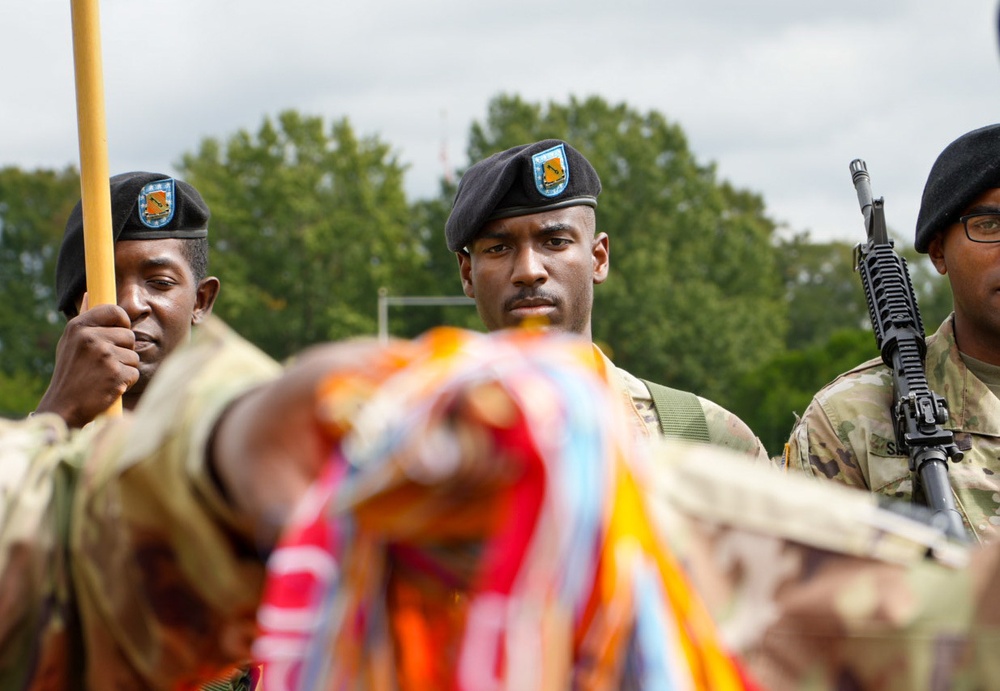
[84,239,218,404]
[456,206,609,339]
[928,187,1000,363]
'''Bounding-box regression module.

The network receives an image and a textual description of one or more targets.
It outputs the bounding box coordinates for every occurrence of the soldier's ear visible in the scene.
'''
[927,234,948,276]
[456,252,475,298]
[192,277,221,324]
[592,232,609,285]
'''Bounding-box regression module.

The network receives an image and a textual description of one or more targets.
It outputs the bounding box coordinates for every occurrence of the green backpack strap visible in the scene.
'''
[640,379,711,444]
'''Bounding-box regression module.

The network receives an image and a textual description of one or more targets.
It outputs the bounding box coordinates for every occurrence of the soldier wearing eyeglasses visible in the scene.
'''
[785,124,1000,544]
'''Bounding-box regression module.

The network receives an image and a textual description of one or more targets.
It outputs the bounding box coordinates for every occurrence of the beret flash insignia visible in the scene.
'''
[532,143,569,197]
[138,178,175,228]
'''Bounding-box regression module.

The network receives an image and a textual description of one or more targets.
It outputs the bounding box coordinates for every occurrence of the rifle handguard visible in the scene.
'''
[850,160,967,542]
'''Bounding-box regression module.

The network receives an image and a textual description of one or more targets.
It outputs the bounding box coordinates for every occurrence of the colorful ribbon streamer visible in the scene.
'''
[254,327,754,690]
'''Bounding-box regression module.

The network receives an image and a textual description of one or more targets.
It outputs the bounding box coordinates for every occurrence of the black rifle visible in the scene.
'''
[849,159,967,541]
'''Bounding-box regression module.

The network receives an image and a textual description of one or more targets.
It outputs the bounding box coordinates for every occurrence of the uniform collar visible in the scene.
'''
[591,345,654,439]
[927,314,1000,435]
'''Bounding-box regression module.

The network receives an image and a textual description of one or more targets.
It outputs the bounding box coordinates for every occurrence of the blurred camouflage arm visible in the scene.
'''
[646,439,999,690]
[0,414,92,687]
[699,396,772,464]
[68,317,282,688]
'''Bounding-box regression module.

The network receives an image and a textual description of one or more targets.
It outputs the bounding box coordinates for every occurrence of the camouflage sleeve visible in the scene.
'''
[697,396,771,464]
[71,317,282,688]
[785,391,870,488]
[0,413,92,687]
[645,439,997,690]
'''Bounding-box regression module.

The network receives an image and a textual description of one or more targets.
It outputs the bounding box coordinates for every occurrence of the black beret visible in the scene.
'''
[445,139,601,252]
[56,172,210,315]
[915,124,1000,253]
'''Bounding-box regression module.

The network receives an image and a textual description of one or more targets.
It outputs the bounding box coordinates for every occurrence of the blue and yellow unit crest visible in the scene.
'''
[137,178,176,229]
[532,143,569,197]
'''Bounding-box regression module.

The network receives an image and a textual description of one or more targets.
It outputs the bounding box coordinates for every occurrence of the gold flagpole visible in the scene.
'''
[70,0,121,415]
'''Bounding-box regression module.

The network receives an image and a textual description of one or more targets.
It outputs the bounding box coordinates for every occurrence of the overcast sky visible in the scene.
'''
[2,1,999,245]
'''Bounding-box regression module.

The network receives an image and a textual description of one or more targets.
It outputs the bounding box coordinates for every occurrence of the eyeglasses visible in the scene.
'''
[959,213,1000,243]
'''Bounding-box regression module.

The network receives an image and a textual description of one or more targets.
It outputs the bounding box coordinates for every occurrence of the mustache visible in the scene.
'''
[504,289,560,311]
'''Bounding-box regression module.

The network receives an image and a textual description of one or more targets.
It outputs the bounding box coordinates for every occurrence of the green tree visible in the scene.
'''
[778,234,869,349]
[774,226,952,348]
[180,111,424,359]
[901,246,954,333]
[391,183,484,339]
[0,166,80,416]
[731,328,878,457]
[461,94,787,405]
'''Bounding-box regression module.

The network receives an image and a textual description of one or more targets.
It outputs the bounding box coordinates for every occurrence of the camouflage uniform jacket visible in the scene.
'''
[0,317,281,689]
[785,314,1000,542]
[650,438,996,690]
[595,347,770,463]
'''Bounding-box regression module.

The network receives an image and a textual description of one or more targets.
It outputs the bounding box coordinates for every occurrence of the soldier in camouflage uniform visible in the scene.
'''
[0,316,383,688]
[785,124,1000,543]
[444,139,768,461]
[4,315,1000,688]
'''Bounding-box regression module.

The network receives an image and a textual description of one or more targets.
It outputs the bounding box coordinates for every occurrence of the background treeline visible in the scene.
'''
[0,94,953,456]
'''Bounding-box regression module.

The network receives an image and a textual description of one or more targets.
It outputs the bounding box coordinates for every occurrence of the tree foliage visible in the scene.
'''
[775,228,953,349]
[0,97,960,437]
[901,245,954,333]
[0,166,80,415]
[730,329,879,457]
[777,234,869,349]
[387,187,484,339]
[180,111,425,360]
